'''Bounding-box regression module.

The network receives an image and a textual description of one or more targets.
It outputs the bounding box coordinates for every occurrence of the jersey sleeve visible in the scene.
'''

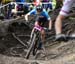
[44,9,51,20]
[28,9,36,15]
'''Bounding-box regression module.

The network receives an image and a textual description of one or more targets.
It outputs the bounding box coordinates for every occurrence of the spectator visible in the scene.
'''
[6,3,12,19]
[42,0,53,13]
[33,0,41,6]
[55,0,75,41]
[15,0,25,16]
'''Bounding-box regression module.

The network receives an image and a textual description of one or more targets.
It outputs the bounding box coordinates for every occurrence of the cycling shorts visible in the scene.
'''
[59,0,75,16]
[36,17,49,27]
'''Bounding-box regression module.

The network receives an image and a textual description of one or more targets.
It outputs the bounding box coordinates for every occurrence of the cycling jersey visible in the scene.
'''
[28,9,51,20]
[60,0,75,16]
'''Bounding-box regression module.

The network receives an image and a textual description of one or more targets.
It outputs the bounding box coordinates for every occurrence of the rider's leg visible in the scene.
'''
[55,14,65,35]
[37,29,45,50]
[55,0,74,40]
[40,30,46,51]
[55,14,66,40]
[41,29,45,43]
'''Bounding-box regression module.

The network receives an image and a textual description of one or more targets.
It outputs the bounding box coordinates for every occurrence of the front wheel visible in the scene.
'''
[32,35,41,56]
[25,32,36,59]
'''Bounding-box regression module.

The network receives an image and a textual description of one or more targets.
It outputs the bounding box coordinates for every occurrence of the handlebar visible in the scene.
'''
[43,27,51,32]
[34,25,51,32]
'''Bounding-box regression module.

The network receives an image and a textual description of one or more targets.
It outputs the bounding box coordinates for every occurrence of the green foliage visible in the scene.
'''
[2,0,11,4]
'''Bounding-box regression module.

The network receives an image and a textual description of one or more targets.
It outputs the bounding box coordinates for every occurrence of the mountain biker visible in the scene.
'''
[25,5,52,48]
[55,0,75,40]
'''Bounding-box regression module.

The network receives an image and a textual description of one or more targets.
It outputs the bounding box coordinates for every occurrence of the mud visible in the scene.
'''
[0,8,75,64]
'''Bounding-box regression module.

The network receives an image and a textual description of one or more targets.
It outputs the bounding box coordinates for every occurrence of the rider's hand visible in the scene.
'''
[44,27,51,32]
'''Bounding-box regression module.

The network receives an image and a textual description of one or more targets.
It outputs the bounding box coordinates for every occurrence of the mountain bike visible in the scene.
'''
[25,25,50,59]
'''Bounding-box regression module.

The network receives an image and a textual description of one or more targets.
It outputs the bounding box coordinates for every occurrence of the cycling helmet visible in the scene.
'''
[36,5,43,12]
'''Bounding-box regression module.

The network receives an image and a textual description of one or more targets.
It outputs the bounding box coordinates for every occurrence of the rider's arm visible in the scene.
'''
[55,0,74,35]
[25,9,36,22]
[44,10,52,30]
[25,13,30,22]
[49,19,52,30]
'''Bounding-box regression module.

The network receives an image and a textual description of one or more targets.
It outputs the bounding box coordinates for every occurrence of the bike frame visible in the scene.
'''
[25,25,43,59]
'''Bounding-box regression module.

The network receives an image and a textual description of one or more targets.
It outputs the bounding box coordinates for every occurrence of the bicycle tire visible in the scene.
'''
[32,34,41,56]
[32,39,38,56]
[25,32,36,59]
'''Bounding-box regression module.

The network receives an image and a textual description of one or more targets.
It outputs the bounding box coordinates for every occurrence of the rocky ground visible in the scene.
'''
[0,8,75,64]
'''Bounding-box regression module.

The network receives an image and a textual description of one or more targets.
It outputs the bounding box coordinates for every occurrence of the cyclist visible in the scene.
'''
[25,5,52,49]
[55,0,75,40]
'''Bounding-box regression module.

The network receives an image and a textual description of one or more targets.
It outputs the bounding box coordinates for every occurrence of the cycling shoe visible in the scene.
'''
[55,34,67,41]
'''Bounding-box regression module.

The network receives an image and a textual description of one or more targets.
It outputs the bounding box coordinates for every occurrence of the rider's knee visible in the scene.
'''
[41,30,45,35]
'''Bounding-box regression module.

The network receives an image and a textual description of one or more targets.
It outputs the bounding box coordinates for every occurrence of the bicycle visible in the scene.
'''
[25,25,50,59]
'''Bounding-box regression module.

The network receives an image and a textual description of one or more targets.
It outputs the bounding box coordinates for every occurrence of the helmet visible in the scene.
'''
[36,5,43,12]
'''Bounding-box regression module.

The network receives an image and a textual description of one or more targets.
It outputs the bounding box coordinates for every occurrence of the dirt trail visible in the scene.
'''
[0,9,75,64]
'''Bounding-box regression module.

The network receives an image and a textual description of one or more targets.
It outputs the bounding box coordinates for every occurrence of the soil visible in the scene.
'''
[0,8,75,64]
